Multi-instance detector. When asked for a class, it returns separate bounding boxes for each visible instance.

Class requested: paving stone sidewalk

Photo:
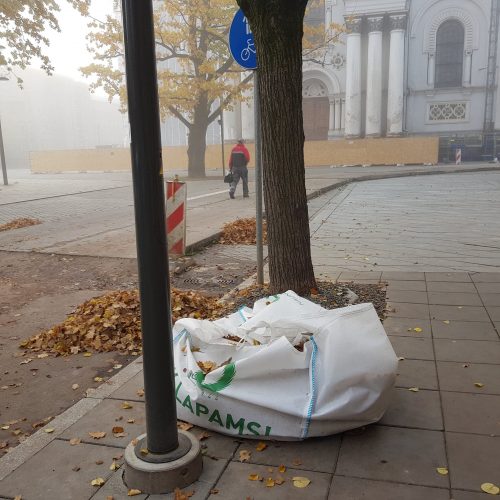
[0,271,499,499]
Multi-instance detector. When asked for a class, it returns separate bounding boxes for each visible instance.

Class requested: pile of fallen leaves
[20,289,230,356]
[219,217,267,245]
[0,217,41,232]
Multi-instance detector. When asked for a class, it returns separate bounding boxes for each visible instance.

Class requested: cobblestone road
[310,171,500,274]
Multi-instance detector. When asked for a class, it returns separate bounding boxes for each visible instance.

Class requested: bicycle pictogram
[240,38,256,62]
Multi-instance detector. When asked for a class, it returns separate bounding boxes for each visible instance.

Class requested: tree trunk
[187,96,209,178]
[238,0,317,295]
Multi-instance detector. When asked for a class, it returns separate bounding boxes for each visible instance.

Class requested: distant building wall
[30,136,439,172]
[0,69,126,169]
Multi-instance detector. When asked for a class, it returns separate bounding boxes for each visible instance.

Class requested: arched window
[435,20,465,88]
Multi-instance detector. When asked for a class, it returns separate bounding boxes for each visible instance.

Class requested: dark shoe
[229,192,235,199]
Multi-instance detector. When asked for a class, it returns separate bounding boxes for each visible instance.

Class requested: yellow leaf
[110,461,120,471]
[436,467,448,475]
[481,483,500,495]
[72,384,79,390]
[278,464,286,473]
[413,327,422,333]
[127,419,135,424]
[239,450,251,462]
[408,387,419,392]
[177,421,193,431]
[128,490,142,497]
[14,496,22,500]
[474,382,484,388]
[121,402,133,409]
[256,441,267,452]
[248,474,261,481]
[91,477,105,487]
[292,476,311,488]
[83,352,92,357]
[275,476,285,485]
[44,428,55,433]
[140,448,149,456]
[89,431,106,439]
[69,438,81,445]
[443,320,450,325]
[265,477,275,487]
[94,377,104,382]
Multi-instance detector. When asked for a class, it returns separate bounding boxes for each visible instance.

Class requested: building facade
[223,0,500,161]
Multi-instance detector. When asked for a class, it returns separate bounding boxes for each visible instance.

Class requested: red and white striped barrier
[455,148,462,165]
[166,179,187,256]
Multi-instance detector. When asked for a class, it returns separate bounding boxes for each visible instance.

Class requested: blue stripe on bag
[238,307,247,323]
[302,336,318,439]
[173,328,188,343]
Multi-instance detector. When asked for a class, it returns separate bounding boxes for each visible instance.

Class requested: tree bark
[187,94,209,178]
[237,0,317,295]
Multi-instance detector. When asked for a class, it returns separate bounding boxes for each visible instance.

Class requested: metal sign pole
[120,0,179,455]
[254,71,264,285]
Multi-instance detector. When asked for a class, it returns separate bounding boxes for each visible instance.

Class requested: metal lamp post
[120,0,202,493]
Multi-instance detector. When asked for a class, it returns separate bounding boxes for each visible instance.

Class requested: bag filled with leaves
[173,290,398,440]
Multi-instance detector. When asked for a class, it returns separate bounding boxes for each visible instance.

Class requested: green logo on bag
[193,363,236,393]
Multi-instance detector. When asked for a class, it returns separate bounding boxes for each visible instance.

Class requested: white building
[223,0,500,161]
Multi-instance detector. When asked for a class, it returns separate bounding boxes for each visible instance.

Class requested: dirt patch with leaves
[0,248,256,457]
[0,217,41,232]
[226,281,387,321]
[220,217,267,245]
[19,289,231,356]
[19,281,386,358]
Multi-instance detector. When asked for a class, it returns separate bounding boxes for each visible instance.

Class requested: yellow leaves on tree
[81,0,251,135]
[0,0,90,85]
[303,0,346,66]
[19,289,230,356]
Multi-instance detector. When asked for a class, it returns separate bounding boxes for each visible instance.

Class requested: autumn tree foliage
[0,0,90,85]
[81,0,251,178]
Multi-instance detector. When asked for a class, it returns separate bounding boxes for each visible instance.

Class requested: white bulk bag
[173,291,398,440]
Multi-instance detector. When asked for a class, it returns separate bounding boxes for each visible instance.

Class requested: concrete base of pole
[123,431,203,494]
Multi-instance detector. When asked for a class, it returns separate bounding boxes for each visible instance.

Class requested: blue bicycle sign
[229,9,257,70]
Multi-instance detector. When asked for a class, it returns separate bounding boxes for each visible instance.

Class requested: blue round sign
[229,9,257,70]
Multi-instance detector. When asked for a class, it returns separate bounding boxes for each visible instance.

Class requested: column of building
[240,72,255,141]
[343,13,407,138]
[365,16,384,136]
[387,14,407,136]
[328,97,344,137]
[344,17,362,137]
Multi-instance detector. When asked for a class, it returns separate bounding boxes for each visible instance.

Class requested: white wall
[406,0,490,134]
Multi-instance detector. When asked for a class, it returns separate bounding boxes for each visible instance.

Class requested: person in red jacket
[228,139,250,199]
